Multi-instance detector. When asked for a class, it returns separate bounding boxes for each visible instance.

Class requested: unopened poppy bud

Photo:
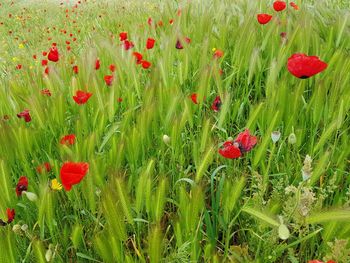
[163,135,170,144]
[271,131,281,143]
[288,133,297,144]
[21,224,28,232]
[23,191,38,202]
[12,224,21,234]
[45,247,53,262]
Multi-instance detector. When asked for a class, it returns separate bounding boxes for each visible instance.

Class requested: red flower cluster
[219,129,257,159]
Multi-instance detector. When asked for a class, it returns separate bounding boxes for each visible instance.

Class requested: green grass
[0,0,349,262]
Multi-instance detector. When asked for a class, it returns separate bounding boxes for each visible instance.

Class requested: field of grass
[0,0,349,262]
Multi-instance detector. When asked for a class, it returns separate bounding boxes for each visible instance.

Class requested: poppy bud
[12,224,22,234]
[271,131,281,143]
[288,133,297,144]
[163,135,170,144]
[22,191,38,202]
[21,224,28,232]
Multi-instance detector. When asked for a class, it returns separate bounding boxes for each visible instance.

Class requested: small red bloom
[44,67,50,75]
[16,176,28,196]
[17,109,31,122]
[73,65,79,74]
[40,89,51,96]
[48,46,59,62]
[60,162,89,191]
[123,40,134,50]
[184,37,191,44]
[42,51,48,56]
[273,1,286,12]
[257,14,273,25]
[211,96,222,112]
[176,39,183,49]
[290,2,299,10]
[73,90,93,105]
[37,162,52,174]
[147,17,152,26]
[117,97,123,103]
[146,38,155,49]
[219,141,241,159]
[104,75,114,86]
[60,134,76,145]
[119,32,128,41]
[95,59,100,70]
[287,53,327,79]
[190,93,198,104]
[141,60,151,69]
[109,64,116,72]
[6,208,15,223]
[132,52,143,64]
[213,50,224,59]
[42,59,48,66]
[234,129,257,153]
[16,64,22,70]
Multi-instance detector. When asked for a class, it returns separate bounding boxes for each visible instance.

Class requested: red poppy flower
[16,64,22,70]
[146,38,156,49]
[48,47,59,62]
[290,2,299,10]
[16,176,28,196]
[37,162,52,174]
[132,52,143,64]
[1,208,15,226]
[41,59,48,66]
[176,39,183,49]
[40,88,51,96]
[44,67,50,75]
[17,109,31,122]
[119,32,128,41]
[73,65,78,74]
[234,129,257,153]
[273,1,286,11]
[42,51,48,56]
[184,37,191,44]
[211,96,222,112]
[109,64,116,72]
[117,97,123,103]
[257,14,273,25]
[73,90,92,105]
[141,60,151,69]
[147,17,152,26]
[95,59,100,70]
[60,162,89,191]
[190,93,198,104]
[104,75,114,86]
[219,141,241,159]
[33,55,37,60]
[60,134,76,145]
[287,53,327,79]
[123,40,134,50]
[213,50,224,59]
[169,19,174,25]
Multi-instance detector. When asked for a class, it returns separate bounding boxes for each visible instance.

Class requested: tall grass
[0,0,349,262]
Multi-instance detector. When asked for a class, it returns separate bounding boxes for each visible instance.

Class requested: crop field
[0,0,349,262]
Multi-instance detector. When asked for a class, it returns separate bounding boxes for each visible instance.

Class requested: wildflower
[219,141,242,159]
[176,39,183,49]
[273,1,286,12]
[16,176,28,196]
[287,53,327,79]
[73,90,93,105]
[302,155,312,181]
[103,75,113,86]
[48,46,59,62]
[109,64,116,72]
[73,65,78,74]
[1,208,15,226]
[190,93,198,104]
[60,162,89,191]
[119,32,128,41]
[17,109,31,122]
[257,14,273,25]
[60,134,76,145]
[132,52,143,64]
[141,60,151,69]
[42,59,48,66]
[290,2,299,10]
[234,129,258,153]
[41,89,52,96]
[271,131,281,143]
[16,64,22,70]
[36,162,52,174]
[146,38,156,49]
[95,59,100,70]
[123,40,134,50]
[213,50,224,59]
[50,179,63,191]
[211,96,222,112]
[18,43,24,49]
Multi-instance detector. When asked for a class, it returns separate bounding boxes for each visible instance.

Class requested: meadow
[0,0,349,262]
